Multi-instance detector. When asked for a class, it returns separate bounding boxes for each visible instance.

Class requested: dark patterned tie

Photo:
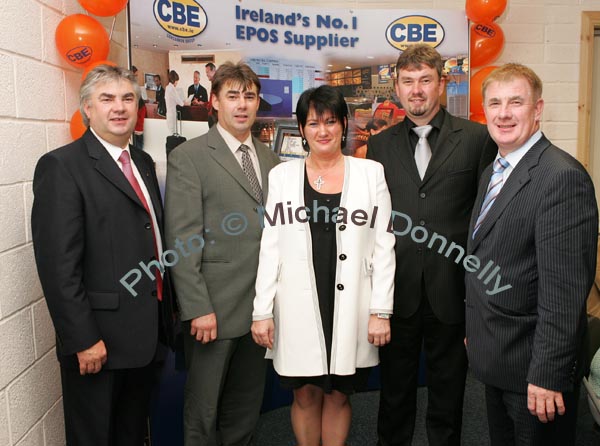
[239,144,263,204]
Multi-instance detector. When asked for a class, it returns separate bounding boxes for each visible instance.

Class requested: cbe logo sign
[385,15,445,51]
[473,23,496,38]
[153,0,207,38]
[66,46,93,65]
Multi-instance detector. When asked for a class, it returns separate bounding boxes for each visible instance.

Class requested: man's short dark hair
[210,61,261,98]
[395,44,443,80]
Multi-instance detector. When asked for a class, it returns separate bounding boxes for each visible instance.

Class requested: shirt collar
[90,127,131,164]
[405,107,445,132]
[499,130,542,169]
[216,123,255,153]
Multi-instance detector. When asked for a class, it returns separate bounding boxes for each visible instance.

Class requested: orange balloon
[470,113,487,124]
[470,66,498,115]
[470,23,505,68]
[55,14,110,69]
[81,60,117,81]
[70,110,87,140]
[466,0,507,24]
[78,0,128,17]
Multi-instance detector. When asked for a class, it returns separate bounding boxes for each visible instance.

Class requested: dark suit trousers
[485,384,580,446]
[183,331,267,446]
[378,294,468,446]
[60,362,157,446]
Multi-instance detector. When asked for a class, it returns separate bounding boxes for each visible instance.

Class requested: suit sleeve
[164,148,212,321]
[252,168,282,320]
[31,154,101,355]
[527,166,598,391]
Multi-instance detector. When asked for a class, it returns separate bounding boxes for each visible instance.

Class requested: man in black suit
[154,74,166,116]
[31,65,175,446]
[367,44,497,446]
[465,63,598,446]
[188,69,208,104]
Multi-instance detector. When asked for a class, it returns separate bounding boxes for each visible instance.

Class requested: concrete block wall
[0,0,126,444]
[0,0,596,444]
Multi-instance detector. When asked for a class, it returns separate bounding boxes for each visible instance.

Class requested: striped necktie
[473,157,510,238]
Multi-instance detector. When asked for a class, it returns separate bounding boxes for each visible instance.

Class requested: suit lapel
[392,122,422,187]
[468,164,493,252]
[85,131,147,211]
[471,135,550,251]
[421,112,461,186]
[131,147,163,226]
[254,136,273,201]
[207,127,263,204]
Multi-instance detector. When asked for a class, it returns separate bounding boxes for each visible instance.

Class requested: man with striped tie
[465,63,598,446]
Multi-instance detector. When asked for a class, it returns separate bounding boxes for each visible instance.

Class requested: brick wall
[0,1,126,444]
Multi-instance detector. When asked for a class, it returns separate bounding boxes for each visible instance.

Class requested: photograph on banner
[129,0,468,169]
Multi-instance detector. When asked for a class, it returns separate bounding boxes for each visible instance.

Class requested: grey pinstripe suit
[465,134,598,442]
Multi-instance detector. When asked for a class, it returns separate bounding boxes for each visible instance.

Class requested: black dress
[278,170,370,395]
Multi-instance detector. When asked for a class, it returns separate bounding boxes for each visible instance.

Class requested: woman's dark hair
[295,85,348,151]
[168,70,179,84]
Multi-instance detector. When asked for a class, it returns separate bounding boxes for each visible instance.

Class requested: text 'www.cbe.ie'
[120,201,512,298]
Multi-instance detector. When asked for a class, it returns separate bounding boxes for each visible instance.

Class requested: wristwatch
[376,313,392,319]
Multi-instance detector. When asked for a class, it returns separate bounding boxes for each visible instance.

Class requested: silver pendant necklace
[314,175,325,190]
[309,155,343,191]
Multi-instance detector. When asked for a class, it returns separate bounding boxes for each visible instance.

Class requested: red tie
[118,150,163,300]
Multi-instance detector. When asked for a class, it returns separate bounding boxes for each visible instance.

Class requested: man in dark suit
[154,74,166,116]
[367,44,497,446]
[165,61,280,445]
[465,63,598,446]
[31,65,175,445]
[187,69,208,104]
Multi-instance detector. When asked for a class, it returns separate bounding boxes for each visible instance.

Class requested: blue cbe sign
[153,0,207,38]
[386,15,445,51]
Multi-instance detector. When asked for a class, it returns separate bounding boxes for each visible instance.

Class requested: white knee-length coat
[252,156,396,376]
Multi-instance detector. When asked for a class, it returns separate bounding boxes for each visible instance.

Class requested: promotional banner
[131,0,469,145]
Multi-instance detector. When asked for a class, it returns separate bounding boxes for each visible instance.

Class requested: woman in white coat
[252,85,396,446]
[165,70,185,134]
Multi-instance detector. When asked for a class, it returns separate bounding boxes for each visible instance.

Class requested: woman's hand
[368,315,391,347]
[251,318,275,349]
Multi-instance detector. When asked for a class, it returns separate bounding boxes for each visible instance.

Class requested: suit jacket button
[419,220,425,226]
[145,222,152,230]
[420,192,426,199]
[339,254,347,261]
[339,225,347,231]
[337,284,344,290]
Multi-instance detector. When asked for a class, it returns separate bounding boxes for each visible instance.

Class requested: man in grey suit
[165,61,280,445]
[465,63,598,446]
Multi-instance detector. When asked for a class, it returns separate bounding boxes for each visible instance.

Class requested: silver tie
[239,144,263,204]
[412,125,433,180]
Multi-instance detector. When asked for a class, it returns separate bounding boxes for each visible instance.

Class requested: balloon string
[109,16,116,41]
